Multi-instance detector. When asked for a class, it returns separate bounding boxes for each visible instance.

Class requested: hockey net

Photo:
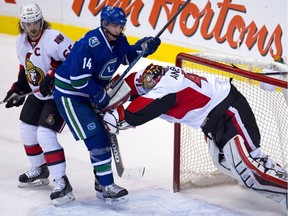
[173,52,288,192]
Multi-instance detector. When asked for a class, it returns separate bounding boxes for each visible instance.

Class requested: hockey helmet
[101,6,127,26]
[141,63,165,90]
[20,3,43,30]
[20,3,43,23]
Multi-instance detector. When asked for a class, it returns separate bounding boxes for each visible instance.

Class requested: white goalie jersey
[126,66,231,129]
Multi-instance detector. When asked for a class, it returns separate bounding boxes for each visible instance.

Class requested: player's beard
[28,29,41,41]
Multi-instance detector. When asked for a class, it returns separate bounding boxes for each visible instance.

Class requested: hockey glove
[103,105,133,134]
[40,69,55,97]
[136,37,161,57]
[90,87,110,111]
[3,82,27,108]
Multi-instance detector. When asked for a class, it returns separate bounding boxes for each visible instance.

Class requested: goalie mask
[141,63,165,90]
[20,3,43,30]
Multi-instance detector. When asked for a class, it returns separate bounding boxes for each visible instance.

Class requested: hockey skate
[255,154,288,180]
[261,156,288,214]
[94,176,104,199]
[250,148,288,180]
[50,175,75,206]
[18,164,50,188]
[101,183,129,205]
[93,169,102,191]
[93,169,104,199]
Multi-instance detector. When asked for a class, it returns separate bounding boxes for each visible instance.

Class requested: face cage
[142,74,158,90]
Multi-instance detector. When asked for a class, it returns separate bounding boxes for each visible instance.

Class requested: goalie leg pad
[207,135,236,180]
[223,135,288,213]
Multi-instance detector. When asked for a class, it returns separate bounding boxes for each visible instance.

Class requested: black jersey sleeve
[16,67,32,93]
[124,93,176,126]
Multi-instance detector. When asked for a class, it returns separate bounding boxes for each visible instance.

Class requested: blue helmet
[100,6,127,26]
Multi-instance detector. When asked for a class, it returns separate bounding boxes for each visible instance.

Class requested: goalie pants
[201,83,260,152]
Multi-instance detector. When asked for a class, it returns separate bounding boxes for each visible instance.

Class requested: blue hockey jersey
[54,27,140,101]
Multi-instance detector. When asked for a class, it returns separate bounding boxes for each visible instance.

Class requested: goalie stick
[108,132,145,179]
[96,78,144,179]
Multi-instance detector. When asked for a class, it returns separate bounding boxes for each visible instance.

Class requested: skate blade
[18,178,50,188]
[52,192,75,206]
[96,191,104,199]
[105,196,129,206]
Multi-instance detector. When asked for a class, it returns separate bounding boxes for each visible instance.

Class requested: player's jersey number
[83,57,92,70]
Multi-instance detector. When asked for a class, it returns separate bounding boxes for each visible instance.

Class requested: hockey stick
[106,0,191,179]
[111,0,192,89]
[105,1,191,179]
[108,132,145,179]
[261,72,288,76]
[99,81,144,178]
[231,64,288,76]
[0,89,39,105]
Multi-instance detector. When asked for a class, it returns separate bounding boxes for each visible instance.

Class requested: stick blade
[120,167,145,179]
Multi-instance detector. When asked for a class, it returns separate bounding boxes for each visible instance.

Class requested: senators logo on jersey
[46,114,55,125]
[25,60,45,86]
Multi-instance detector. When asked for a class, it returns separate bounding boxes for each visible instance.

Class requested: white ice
[0,34,284,216]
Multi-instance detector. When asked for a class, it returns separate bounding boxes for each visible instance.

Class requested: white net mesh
[175,52,288,188]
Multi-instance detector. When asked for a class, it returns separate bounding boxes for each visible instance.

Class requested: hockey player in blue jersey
[40,5,160,204]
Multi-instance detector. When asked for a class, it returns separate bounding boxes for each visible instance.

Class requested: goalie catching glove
[103,105,133,134]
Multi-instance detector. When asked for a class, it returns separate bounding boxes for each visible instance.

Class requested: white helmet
[20,3,43,23]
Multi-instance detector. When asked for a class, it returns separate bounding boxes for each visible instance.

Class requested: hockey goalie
[103,63,288,214]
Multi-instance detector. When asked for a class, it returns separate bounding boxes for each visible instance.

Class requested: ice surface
[0,34,284,216]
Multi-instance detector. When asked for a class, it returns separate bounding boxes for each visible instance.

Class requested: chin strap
[102,26,120,40]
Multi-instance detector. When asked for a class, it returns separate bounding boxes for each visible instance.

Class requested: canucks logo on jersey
[89,36,100,48]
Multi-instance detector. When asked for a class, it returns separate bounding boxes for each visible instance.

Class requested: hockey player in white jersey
[104,63,288,213]
[2,3,74,205]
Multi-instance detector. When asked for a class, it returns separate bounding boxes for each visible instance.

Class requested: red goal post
[173,52,288,192]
